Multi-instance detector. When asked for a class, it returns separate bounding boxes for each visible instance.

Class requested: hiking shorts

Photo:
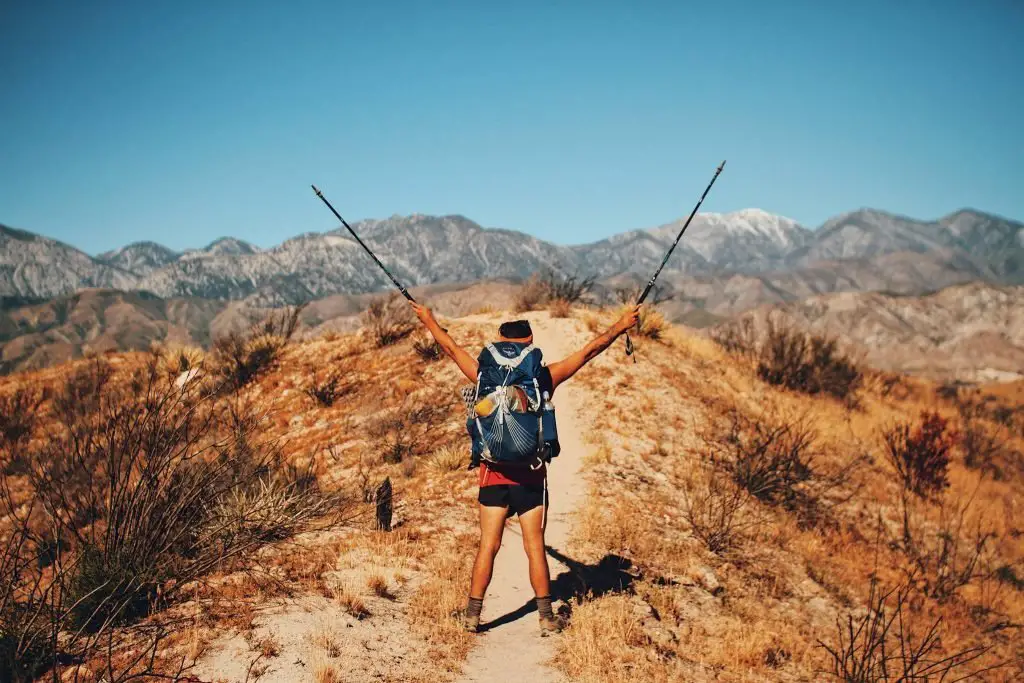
[478,483,545,516]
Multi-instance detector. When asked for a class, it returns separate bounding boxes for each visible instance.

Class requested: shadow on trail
[478,547,640,633]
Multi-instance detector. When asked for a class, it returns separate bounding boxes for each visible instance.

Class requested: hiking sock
[467,597,483,620]
[536,595,554,621]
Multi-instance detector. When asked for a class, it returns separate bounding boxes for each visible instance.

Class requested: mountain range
[1,206,1022,376]
[3,207,1021,305]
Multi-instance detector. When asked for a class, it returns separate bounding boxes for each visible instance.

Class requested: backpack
[465,341,560,469]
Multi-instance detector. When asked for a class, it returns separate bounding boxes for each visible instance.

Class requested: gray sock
[467,597,483,619]
[536,595,554,620]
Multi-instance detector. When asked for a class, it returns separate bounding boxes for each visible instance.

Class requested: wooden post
[375,477,392,532]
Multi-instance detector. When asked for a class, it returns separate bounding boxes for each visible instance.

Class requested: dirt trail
[456,315,589,683]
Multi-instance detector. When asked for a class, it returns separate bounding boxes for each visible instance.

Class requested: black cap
[499,320,533,339]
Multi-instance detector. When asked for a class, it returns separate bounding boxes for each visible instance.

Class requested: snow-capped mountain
[644,208,811,272]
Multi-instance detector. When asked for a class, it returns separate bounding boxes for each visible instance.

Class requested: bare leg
[517,505,550,597]
[469,503,509,599]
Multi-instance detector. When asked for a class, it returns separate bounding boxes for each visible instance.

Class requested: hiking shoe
[539,613,566,636]
[452,607,480,633]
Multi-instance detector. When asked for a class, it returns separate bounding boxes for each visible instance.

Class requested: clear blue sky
[1,1,1021,255]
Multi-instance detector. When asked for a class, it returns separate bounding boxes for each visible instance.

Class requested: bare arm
[410,301,479,382]
[547,304,641,390]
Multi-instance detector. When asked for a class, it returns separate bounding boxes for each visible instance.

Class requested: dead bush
[707,407,818,507]
[882,410,957,501]
[305,371,351,407]
[514,269,595,313]
[211,304,306,392]
[549,298,573,318]
[957,402,1011,479]
[1,354,352,680]
[682,461,756,553]
[541,269,594,304]
[818,578,996,681]
[900,489,997,603]
[613,284,674,307]
[513,274,549,313]
[0,386,45,475]
[633,305,668,340]
[362,293,415,347]
[411,332,443,361]
[757,318,862,404]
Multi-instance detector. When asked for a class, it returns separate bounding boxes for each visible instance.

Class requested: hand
[614,304,642,334]
[409,301,435,326]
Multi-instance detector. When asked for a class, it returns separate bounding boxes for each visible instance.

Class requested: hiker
[410,301,642,635]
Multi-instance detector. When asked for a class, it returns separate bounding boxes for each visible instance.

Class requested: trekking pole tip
[311,184,322,197]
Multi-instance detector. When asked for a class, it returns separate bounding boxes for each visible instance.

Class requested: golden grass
[407,546,475,665]
[367,573,394,599]
[312,658,341,683]
[549,298,573,318]
[553,311,1023,682]
[429,444,466,472]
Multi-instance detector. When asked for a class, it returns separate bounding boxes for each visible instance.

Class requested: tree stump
[375,477,393,532]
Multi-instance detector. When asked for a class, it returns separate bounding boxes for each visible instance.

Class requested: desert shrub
[632,305,668,340]
[541,269,594,304]
[31,358,345,631]
[306,371,350,407]
[613,284,674,307]
[708,408,818,507]
[682,461,756,553]
[362,293,415,347]
[818,579,994,681]
[153,342,205,378]
[713,316,862,404]
[514,269,595,313]
[882,410,957,501]
[429,444,465,472]
[0,353,351,680]
[211,304,305,392]
[0,386,45,475]
[412,332,443,361]
[900,491,996,602]
[757,318,862,403]
[711,317,759,358]
[0,387,44,449]
[549,298,573,318]
[513,274,549,313]
[0,503,56,682]
[956,402,1012,479]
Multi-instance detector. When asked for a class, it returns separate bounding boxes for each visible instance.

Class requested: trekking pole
[625,160,726,361]
[311,184,416,302]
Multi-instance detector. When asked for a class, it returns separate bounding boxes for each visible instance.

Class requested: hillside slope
[711,282,1024,382]
[0,305,1020,681]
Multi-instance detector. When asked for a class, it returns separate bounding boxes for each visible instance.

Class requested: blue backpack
[465,341,560,469]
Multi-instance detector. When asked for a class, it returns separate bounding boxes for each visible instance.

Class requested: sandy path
[456,316,587,683]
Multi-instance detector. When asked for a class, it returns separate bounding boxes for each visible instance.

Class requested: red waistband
[479,460,547,487]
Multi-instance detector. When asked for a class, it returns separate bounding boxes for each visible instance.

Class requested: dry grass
[312,659,341,683]
[549,298,573,318]
[553,311,1021,682]
[407,546,476,664]
[367,573,395,599]
[332,582,371,620]
[429,444,466,472]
